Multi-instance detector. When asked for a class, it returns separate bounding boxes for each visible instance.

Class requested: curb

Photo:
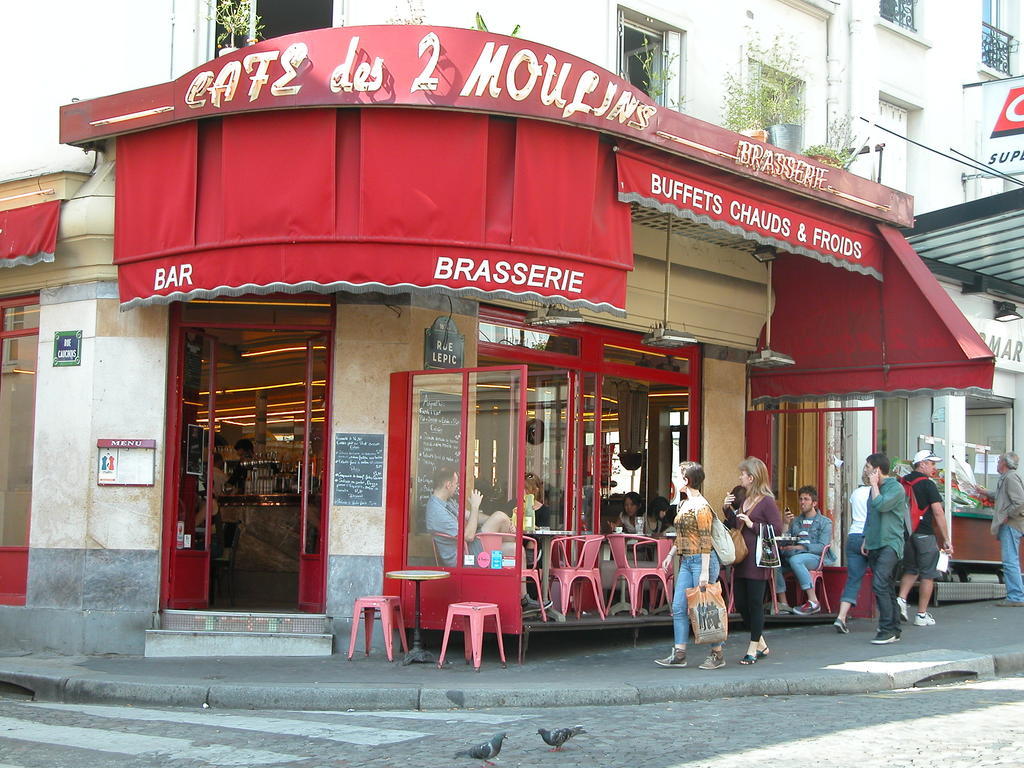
[0,649,1009,711]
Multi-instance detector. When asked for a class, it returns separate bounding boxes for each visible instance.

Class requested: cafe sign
[60,26,911,226]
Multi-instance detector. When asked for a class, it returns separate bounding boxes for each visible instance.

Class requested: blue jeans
[840,533,869,605]
[998,524,1024,603]
[671,552,721,646]
[773,551,820,594]
[868,546,900,635]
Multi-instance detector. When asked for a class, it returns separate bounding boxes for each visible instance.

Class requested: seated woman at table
[525,472,552,528]
[646,496,676,535]
[619,492,647,533]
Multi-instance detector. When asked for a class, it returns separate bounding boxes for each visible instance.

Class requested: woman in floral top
[654,461,725,670]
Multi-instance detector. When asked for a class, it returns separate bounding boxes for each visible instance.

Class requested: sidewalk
[2,600,1022,712]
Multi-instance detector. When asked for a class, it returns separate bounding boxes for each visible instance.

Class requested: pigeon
[538,725,587,751]
[454,731,507,764]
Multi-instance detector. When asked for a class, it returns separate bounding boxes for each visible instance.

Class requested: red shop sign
[616,152,884,279]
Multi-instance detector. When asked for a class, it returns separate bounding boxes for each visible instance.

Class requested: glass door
[167,331,218,609]
[298,334,329,611]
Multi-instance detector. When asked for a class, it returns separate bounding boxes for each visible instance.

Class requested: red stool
[347,595,408,662]
[437,602,506,671]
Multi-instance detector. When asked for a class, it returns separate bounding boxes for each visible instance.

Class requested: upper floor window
[211,0,333,53]
[879,0,916,31]
[617,9,683,108]
[982,0,1015,74]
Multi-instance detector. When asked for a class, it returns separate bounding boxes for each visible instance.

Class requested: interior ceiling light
[747,245,795,369]
[994,300,1022,322]
[525,305,584,327]
[642,214,697,349]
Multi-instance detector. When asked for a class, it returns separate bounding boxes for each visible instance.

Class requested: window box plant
[722,33,806,151]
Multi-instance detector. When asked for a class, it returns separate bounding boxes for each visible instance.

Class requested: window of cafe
[0,296,39,605]
[475,308,698,537]
[163,296,332,611]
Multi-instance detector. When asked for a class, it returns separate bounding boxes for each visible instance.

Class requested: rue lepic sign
[53,330,82,367]
[424,317,464,369]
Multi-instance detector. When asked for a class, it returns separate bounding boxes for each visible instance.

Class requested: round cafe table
[385,569,451,665]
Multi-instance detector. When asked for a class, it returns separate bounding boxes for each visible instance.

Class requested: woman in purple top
[724,456,784,665]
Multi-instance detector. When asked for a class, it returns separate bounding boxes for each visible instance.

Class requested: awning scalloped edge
[119,280,628,317]
[0,251,54,269]
[620,192,884,282]
[753,385,993,404]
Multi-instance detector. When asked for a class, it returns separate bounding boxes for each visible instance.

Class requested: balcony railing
[879,0,915,32]
[982,22,1014,75]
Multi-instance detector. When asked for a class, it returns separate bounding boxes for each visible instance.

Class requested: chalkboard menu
[333,433,385,507]
[414,390,463,524]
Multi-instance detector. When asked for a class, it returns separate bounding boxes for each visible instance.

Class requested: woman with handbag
[654,461,726,671]
[723,456,784,665]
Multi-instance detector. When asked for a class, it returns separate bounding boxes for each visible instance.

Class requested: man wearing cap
[897,450,953,626]
[984,452,1024,607]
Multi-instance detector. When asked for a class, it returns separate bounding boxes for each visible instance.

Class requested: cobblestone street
[1,673,1022,767]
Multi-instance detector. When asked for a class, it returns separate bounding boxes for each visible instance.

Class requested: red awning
[0,201,60,268]
[113,109,633,314]
[749,224,995,401]
[616,149,885,280]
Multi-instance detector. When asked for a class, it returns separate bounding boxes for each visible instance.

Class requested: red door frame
[384,366,528,635]
[0,294,41,606]
[478,307,701,531]
[159,299,335,611]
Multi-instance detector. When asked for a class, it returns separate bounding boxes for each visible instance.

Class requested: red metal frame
[478,307,701,532]
[0,294,40,606]
[160,297,335,612]
[384,366,527,635]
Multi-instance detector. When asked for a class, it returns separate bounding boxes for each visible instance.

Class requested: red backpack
[898,475,930,530]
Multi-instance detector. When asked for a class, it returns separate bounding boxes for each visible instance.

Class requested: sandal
[756,647,770,659]
[739,654,758,665]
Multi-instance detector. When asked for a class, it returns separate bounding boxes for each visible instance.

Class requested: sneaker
[654,649,687,668]
[775,602,793,615]
[896,596,908,622]
[914,612,936,626]
[698,650,725,670]
[793,601,821,616]
[871,630,901,644]
[833,618,849,634]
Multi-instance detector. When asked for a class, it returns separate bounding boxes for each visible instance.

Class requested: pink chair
[347,595,408,662]
[548,535,606,620]
[476,532,547,621]
[431,532,458,567]
[605,534,673,617]
[806,543,833,612]
[437,601,506,671]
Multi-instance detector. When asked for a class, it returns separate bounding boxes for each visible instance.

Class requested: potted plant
[803,116,858,168]
[722,33,806,150]
[207,0,263,55]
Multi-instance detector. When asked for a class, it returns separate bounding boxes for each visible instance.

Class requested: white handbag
[710,514,736,566]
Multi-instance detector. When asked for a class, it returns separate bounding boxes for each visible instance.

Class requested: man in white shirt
[833,467,871,634]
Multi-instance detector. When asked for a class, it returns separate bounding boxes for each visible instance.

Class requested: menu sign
[333,433,385,507]
[616,153,884,279]
[414,390,462,529]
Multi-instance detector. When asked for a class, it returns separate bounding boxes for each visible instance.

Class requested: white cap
[912,449,941,465]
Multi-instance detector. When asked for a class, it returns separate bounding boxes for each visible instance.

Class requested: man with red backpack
[897,450,953,626]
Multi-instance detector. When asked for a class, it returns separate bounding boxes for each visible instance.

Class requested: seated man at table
[426,467,484,567]
[773,485,836,615]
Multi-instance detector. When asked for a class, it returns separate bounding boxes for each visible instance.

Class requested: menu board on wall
[332,433,385,507]
[414,390,462,528]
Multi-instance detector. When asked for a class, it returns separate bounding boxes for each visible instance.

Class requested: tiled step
[144,629,333,657]
[158,610,331,634]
